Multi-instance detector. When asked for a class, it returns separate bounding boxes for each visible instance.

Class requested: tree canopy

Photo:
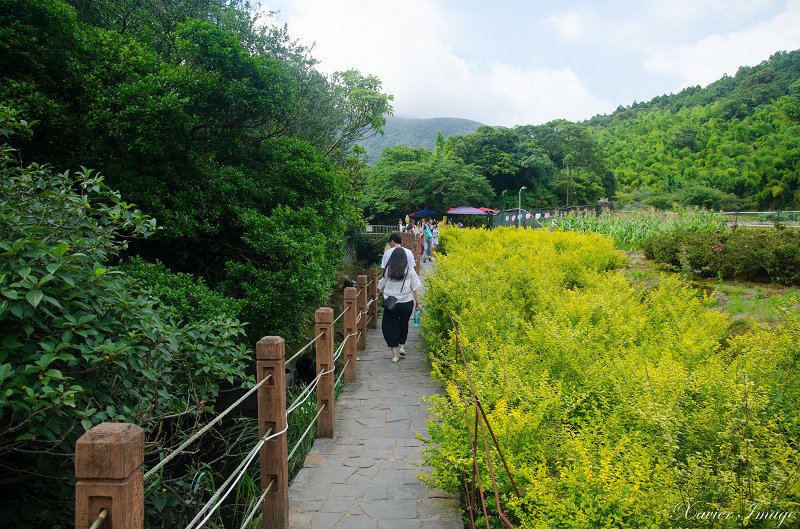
[0,0,392,525]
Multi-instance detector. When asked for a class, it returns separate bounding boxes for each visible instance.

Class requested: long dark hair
[385,247,408,280]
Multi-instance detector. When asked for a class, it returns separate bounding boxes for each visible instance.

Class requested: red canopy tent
[446,206,488,215]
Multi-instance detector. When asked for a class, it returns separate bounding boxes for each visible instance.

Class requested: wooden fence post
[412,234,420,274]
[368,268,378,329]
[75,422,144,529]
[315,308,335,438]
[357,275,367,351]
[256,337,288,529]
[343,287,357,383]
[401,232,420,274]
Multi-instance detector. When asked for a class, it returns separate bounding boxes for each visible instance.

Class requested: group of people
[397,217,439,263]
[378,216,451,363]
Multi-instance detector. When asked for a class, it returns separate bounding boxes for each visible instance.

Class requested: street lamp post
[518,186,527,227]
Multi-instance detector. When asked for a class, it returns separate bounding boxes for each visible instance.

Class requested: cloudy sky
[261,0,800,127]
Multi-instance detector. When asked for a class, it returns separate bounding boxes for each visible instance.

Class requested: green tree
[0,108,251,527]
[362,145,494,221]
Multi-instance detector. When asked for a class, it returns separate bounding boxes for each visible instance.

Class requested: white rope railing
[333,333,353,362]
[237,478,275,529]
[184,424,286,529]
[144,373,273,480]
[332,305,349,325]
[288,403,326,461]
[287,363,336,416]
[88,509,108,529]
[366,297,376,309]
[286,330,324,366]
[335,357,351,387]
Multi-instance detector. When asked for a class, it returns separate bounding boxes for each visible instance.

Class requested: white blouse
[378,268,421,304]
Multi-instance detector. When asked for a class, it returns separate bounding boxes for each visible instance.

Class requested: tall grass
[546,208,725,249]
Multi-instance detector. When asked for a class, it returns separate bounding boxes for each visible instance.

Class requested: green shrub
[350,230,388,267]
[421,226,799,527]
[547,208,726,250]
[122,257,243,324]
[644,226,800,284]
[0,109,251,527]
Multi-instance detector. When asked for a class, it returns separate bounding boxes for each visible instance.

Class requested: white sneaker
[392,357,399,363]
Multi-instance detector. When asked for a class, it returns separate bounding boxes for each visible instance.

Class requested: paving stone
[309,512,345,529]
[332,514,377,529]
[363,437,398,449]
[417,498,462,520]
[288,481,333,500]
[386,409,411,422]
[327,483,367,499]
[387,484,429,499]
[395,469,423,485]
[363,485,390,500]
[312,465,358,484]
[377,519,422,529]
[360,499,420,519]
[421,519,465,529]
[338,443,365,457]
[343,456,379,469]
[321,496,358,513]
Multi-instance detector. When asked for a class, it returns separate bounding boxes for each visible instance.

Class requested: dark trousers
[381,300,414,347]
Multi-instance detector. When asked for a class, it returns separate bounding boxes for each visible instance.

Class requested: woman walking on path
[378,247,421,363]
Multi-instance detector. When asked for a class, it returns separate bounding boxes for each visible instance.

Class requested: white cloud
[479,65,611,126]
[644,1,800,87]
[647,0,780,25]
[263,0,612,126]
[263,1,798,125]
[544,9,594,42]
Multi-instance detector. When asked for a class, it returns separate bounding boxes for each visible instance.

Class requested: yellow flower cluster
[421,227,799,528]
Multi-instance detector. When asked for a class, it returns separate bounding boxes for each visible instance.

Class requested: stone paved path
[288,260,462,529]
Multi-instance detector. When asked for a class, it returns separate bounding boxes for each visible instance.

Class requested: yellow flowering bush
[422,227,800,528]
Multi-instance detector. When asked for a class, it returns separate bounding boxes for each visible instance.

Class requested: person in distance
[381,232,415,271]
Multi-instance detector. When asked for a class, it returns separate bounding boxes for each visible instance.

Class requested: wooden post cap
[315,307,333,323]
[75,423,144,479]
[256,336,285,361]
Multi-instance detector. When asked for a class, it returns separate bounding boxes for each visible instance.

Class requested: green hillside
[358,115,484,162]
[587,50,800,210]
[363,49,800,213]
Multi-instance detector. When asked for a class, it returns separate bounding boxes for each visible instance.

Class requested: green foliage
[0,110,251,527]
[222,204,343,344]
[1,0,393,350]
[643,226,800,285]
[362,145,495,221]
[122,258,243,324]
[547,208,726,250]
[350,232,388,267]
[357,115,484,163]
[421,227,800,528]
[590,50,800,210]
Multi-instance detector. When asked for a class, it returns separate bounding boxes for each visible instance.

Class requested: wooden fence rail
[73,259,400,529]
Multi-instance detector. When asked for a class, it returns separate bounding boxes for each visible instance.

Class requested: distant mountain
[358,115,484,163]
